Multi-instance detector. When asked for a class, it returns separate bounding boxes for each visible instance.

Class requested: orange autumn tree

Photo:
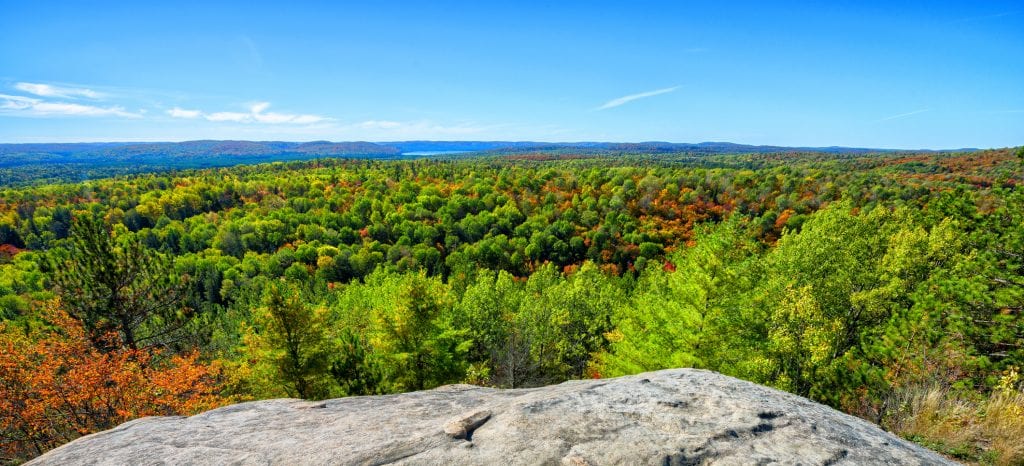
[0,301,227,462]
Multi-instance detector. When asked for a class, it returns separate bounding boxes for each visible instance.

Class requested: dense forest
[0,140,897,187]
[1,148,1022,464]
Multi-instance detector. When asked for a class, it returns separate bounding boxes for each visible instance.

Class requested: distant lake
[401,150,472,156]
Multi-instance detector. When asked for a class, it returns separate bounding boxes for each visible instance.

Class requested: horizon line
[0,138,998,152]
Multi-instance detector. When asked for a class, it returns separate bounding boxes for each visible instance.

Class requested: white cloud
[0,93,140,118]
[0,94,37,110]
[206,111,251,122]
[14,82,103,99]
[597,86,679,110]
[250,102,271,114]
[167,107,202,118]
[167,101,328,124]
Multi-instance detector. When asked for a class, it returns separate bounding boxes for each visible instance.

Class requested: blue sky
[1,1,1021,149]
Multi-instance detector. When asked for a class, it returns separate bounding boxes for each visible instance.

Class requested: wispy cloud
[238,35,264,70]
[596,86,679,110]
[167,102,328,124]
[874,109,930,122]
[167,107,202,119]
[0,93,140,118]
[14,82,103,99]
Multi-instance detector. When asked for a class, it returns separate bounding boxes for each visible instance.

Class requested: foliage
[51,215,189,351]
[241,281,334,399]
[0,302,226,463]
[357,270,471,392]
[0,147,1021,461]
[597,216,755,377]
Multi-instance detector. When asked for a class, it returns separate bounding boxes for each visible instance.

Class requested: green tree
[329,328,384,396]
[523,262,622,380]
[53,215,188,351]
[757,204,904,400]
[365,271,472,391]
[451,269,554,387]
[597,217,754,377]
[247,281,332,399]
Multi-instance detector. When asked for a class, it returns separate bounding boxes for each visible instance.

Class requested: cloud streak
[0,94,140,118]
[168,107,202,119]
[874,109,930,122]
[167,102,328,124]
[597,86,679,110]
[14,82,103,99]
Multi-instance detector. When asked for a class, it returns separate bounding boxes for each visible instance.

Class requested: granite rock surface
[28,368,955,465]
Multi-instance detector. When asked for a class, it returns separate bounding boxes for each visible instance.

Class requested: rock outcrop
[29,369,953,465]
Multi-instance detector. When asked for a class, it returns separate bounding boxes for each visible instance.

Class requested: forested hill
[381,140,913,154]
[0,140,401,166]
[0,140,963,187]
[0,140,396,186]
[1,139,945,163]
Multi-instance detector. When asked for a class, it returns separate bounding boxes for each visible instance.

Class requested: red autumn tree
[0,301,227,462]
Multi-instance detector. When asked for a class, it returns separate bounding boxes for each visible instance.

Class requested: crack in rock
[665,418,793,465]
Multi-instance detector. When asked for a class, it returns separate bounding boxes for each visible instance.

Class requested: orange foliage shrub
[0,302,227,461]
[774,209,795,230]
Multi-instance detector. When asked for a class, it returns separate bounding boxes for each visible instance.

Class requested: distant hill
[1,139,967,166]
[0,140,400,167]
[0,140,404,186]
[0,139,975,187]
[382,140,957,155]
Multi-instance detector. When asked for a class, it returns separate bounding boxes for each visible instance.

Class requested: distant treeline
[0,139,936,187]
